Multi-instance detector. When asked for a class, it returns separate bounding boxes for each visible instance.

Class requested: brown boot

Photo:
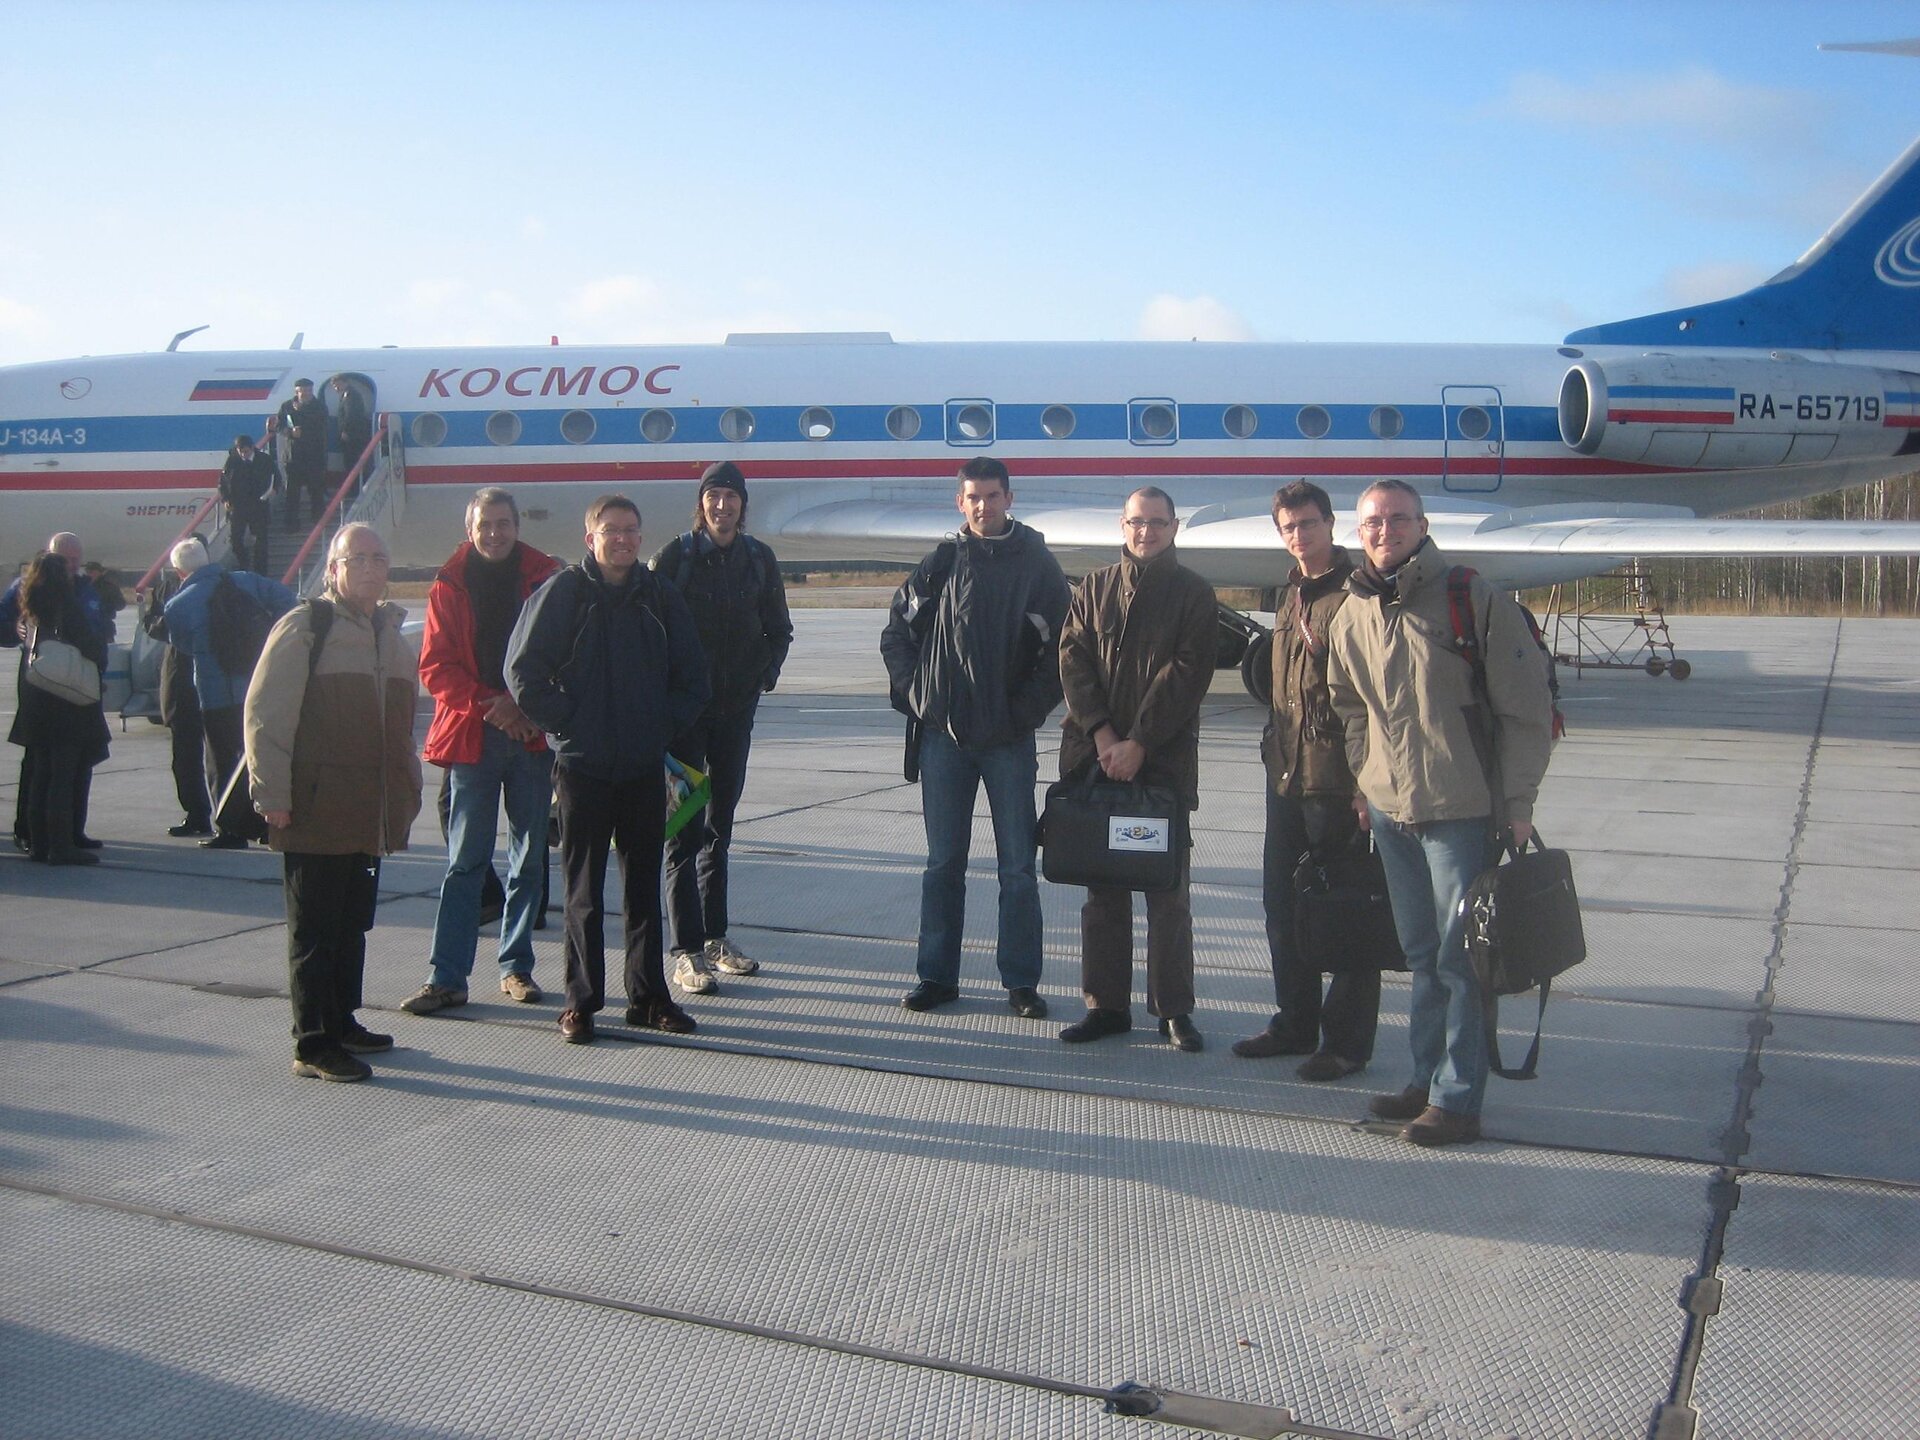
[1367,1085,1429,1121]
[1403,1105,1482,1147]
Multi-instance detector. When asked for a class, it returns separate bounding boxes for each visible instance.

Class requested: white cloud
[0,296,48,340]
[565,275,664,322]
[1136,294,1255,342]
[406,278,467,311]
[520,216,547,242]
[1495,66,1813,154]
[1661,260,1773,308]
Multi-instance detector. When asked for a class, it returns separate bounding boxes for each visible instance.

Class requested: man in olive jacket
[1326,479,1553,1146]
[1056,486,1217,1052]
[1234,481,1379,1079]
[246,524,424,1083]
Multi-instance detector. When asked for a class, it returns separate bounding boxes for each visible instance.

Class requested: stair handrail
[279,415,398,595]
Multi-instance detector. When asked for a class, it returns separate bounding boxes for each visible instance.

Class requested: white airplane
[7,133,1920,592]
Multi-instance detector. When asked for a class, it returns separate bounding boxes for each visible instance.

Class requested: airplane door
[1441,386,1504,492]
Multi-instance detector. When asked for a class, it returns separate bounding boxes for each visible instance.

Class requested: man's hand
[1508,818,1533,849]
[1353,794,1370,832]
[262,809,292,829]
[483,692,536,741]
[1100,738,1147,782]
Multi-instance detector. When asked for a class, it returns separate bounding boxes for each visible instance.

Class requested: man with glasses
[402,487,559,1018]
[1056,487,1218,1052]
[507,495,709,1046]
[1234,481,1379,1080]
[1325,480,1554,1145]
[246,524,424,1083]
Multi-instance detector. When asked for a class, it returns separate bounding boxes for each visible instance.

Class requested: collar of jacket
[1288,546,1354,603]
[1352,535,1437,600]
[581,553,644,596]
[439,539,541,590]
[1118,540,1179,588]
[957,519,1026,555]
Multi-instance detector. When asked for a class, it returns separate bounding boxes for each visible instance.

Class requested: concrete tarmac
[1,612,1915,1438]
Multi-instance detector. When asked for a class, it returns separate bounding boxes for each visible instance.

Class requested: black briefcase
[1461,832,1585,1079]
[1292,831,1407,974]
[1040,769,1186,893]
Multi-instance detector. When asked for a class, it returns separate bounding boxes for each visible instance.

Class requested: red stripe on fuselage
[1606,408,1736,425]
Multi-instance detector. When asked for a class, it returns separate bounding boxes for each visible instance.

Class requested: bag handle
[1484,982,1551,1081]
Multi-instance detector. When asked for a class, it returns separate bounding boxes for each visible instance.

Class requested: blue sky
[3,0,1917,364]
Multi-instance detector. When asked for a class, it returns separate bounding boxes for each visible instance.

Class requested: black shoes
[1231,1017,1316,1059]
[1059,1009,1131,1043]
[1159,1014,1204,1052]
[168,821,214,838]
[340,1024,393,1054]
[74,836,103,850]
[1007,986,1048,1019]
[1297,1051,1362,1082]
[1368,1086,1430,1121]
[292,1049,371,1083]
[625,998,697,1034]
[901,981,961,1012]
[46,849,100,867]
[200,834,249,851]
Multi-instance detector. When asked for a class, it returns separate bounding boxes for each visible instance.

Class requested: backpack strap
[304,597,334,675]
[1446,565,1483,677]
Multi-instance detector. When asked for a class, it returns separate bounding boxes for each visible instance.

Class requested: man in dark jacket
[402,487,560,1017]
[649,461,793,994]
[507,494,710,1046]
[219,433,277,572]
[879,458,1070,1019]
[332,377,372,497]
[140,556,212,837]
[163,539,296,850]
[273,378,328,531]
[1056,487,1217,1052]
[1232,481,1379,1078]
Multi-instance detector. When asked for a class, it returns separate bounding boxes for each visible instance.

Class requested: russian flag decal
[190,378,279,402]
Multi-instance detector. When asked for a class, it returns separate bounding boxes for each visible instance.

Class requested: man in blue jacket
[162,538,296,850]
[507,494,710,1046]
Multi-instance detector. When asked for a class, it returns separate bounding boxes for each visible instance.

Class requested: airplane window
[1222,405,1257,439]
[1042,405,1077,439]
[1457,406,1492,441]
[953,404,994,442]
[485,411,522,446]
[886,405,922,441]
[560,409,596,445]
[1138,403,1176,440]
[1369,405,1404,440]
[719,407,755,442]
[799,407,834,440]
[411,413,447,448]
[1296,405,1331,439]
[641,408,675,443]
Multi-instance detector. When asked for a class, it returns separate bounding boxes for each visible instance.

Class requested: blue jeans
[1368,806,1493,1116]
[916,727,1043,990]
[427,727,554,989]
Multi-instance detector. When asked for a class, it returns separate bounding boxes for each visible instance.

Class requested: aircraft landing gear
[1542,562,1689,680]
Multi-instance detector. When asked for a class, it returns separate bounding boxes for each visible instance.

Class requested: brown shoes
[1403,1105,1482,1147]
[1367,1085,1430,1121]
[625,998,697,1035]
[559,1009,594,1045]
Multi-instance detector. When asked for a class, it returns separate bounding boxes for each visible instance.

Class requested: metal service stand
[1540,561,1691,679]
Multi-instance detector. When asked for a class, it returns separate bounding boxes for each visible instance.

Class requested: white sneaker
[672,949,716,994]
[705,936,759,975]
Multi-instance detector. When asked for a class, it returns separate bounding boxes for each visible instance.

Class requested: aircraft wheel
[1669,659,1692,680]
[1645,658,1666,676]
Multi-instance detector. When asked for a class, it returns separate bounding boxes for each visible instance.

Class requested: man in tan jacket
[1057,487,1218,1052]
[1326,480,1553,1145]
[246,523,425,1083]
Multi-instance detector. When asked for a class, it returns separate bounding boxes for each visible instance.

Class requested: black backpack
[207,575,275,679]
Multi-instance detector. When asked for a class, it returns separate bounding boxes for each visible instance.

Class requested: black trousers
[1263,788,1381,1063]
[21,741,85,859]
[163,653,210,826]
[284,456,326,529]
[284,851,379,1059]
[226,500,270,573]
[556,763,667,1015]
[202,705,248,839]
[664,702,757,952]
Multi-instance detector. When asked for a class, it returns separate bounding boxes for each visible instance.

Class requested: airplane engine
[1558,356,1920,469]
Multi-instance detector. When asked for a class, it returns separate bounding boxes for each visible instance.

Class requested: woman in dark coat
[9,553,111,864]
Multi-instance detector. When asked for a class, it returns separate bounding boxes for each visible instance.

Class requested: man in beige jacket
[246,523,424,1082]
[1326,480,1553,1145]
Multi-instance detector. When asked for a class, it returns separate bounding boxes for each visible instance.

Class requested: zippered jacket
[420,540,560,766]
[1264,547,1358,800]
[649,530,793,718]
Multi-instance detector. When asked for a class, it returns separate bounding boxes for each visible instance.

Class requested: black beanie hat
[699,461,747,501]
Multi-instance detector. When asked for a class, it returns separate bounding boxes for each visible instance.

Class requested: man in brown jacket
[1233,481,1379,1078]
[246,523,425,1082]
[1057,487,1218,1052]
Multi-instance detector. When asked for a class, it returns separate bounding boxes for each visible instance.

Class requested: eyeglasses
[337,553,390,569]
[593,526,643,541]
[1276,516,1326,537]
[1123,517,1173,532]
[1357,514,1421,533]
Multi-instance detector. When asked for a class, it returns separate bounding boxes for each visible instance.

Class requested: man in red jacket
[402,487,560,1014]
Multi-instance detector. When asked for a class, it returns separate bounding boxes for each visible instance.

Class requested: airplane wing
[773,495,1920,590]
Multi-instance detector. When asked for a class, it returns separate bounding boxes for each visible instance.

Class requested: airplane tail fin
[1567,136,1920,351]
